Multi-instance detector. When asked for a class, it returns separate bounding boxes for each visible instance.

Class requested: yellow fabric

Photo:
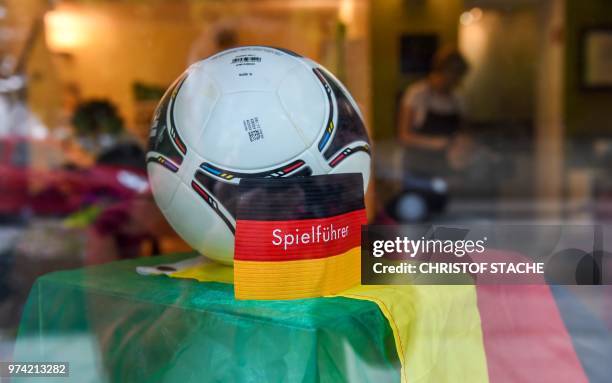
[234,247,360,300]
[169,260,489,383]
[171,259,234,283]
[340,284,489,383]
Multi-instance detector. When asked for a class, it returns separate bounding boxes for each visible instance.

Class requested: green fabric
[15,253,400,383]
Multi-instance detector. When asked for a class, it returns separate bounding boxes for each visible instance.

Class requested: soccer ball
[147,46,371,264]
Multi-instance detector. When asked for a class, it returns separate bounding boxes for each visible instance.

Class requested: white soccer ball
[147,46,371,264]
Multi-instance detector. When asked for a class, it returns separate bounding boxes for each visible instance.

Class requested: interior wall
[30,1,348,135]
[48,3,202,134]
[459,8,537,122]
[564,0,612,138]
[534,0,565,212]
[369,0,463,140]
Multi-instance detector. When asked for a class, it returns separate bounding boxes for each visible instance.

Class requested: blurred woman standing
[397,47,470,176]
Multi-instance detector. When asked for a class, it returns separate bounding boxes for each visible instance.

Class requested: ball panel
[147,162,181,210]
[327,150,371,193]
[163,182,235,264]
[174,68,220,146]
[193,170,241,218]
[277,65,327,147]
[148,77,187,165]
[314,68,369,161]
[196,91,307,170]
[318,65,365,121]
[298,147,329,176]
[202,46,300,93]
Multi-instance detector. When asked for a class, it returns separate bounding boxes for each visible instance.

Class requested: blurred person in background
[390,46,503,221]
[67,99,184,263]
[398,46,501,196]
[71,99,145,169]
[55,84,94,168]
[397,46,472,176]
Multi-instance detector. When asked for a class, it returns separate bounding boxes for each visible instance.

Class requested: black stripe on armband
[237,173,365,221]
